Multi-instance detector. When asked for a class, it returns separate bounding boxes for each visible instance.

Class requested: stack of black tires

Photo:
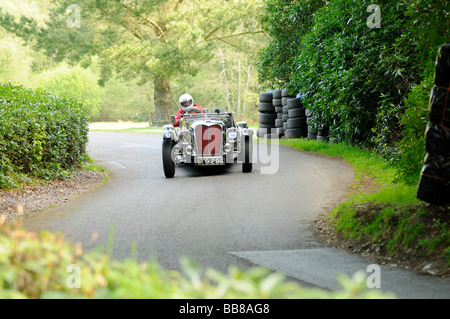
[285,95,307,138]
[305,109,329,142]
[416,44,450,205]
[257,88,329,141]
[305,109,316,140]
[257,91,276,138]
[272,89,284,137]
[281,90,294,137]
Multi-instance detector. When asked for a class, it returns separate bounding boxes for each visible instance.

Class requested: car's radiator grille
[195,125,222,156]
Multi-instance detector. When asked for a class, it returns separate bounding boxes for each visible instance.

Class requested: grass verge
[280,138,449,275]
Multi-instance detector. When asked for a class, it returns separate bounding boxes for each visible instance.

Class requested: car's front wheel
[162,138,175,178]
[242,136,252,173]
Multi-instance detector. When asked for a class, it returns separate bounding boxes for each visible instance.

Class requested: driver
[173,93,204,127]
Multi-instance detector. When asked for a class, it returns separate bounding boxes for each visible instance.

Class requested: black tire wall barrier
[257,90,329,141]
[417,43,450,205]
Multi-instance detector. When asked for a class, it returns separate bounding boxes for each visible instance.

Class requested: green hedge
[0,83,88,189]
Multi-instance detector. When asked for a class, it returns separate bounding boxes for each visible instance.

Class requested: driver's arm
[185,106,202,113]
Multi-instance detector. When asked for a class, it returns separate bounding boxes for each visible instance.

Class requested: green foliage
[289,0,409,145]
[35,64,103,119]
[0,83,88,189]
[0,0,267,122]
[0,34,33,85]
[394,76,433,183]
[0,223,394,298]
[329,198,448,262]
[258,0,449,181]
[258,0,327,88]
[96,77,153,122]
[280,138,448,261]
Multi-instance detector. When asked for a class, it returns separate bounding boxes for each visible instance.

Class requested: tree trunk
[153,77,173,125]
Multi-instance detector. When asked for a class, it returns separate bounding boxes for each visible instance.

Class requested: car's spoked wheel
[242,136,252,173]
[162,138,175,178]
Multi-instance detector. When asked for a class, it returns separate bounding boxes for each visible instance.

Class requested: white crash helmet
[179,94,194,110]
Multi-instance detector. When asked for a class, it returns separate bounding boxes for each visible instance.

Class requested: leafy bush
[0,223,394,299]
[287,0,410,146]
[0,82,88,189]
[394,76,433,184]
[35,64,103,120]
[258,0,449,182]
[257,0,327,88]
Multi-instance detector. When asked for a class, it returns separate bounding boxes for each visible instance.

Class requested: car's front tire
[242,136,252,173]
[162,138,175,178]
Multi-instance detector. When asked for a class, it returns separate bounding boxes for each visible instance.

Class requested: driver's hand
[185,106,201,113]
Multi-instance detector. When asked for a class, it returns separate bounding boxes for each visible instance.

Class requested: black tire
[318,126,329,136]
[284,130,292,138]
[308,126,318,134]
[275,119,284,127]
[282,114,289,122]
[308,133,317,140]
[287,98,303,109]
[257,127,277,138]
[258,102,275,113]
[242,136,252,173]
[281,97,292,106]
[272,98,282,106]
[259,92,273,103]
[162,138,175,178]
[288,108,306,118]
[259,112,277,124]
[276,127,284,136]
[273,89,282,99]
[287,117,307,129]
[282,106,289,114]
[275,106,283,113]
[286,128,307,138]
[259,123,276,130]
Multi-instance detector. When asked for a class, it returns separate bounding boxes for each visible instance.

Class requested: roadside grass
[279,138,449,267]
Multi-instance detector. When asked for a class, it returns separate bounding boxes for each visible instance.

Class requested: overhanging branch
[119,1,165,38]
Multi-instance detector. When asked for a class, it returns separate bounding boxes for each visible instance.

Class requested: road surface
[22,132,450,298]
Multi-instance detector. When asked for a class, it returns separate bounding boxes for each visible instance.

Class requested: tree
[0,0,265,123]
[257,0,327,89]
[35,63,103,119]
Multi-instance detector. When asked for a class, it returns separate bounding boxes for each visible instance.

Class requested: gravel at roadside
[0,170,107,223]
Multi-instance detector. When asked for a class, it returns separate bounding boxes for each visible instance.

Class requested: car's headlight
[226,127,239,143]
[178,130,192,145]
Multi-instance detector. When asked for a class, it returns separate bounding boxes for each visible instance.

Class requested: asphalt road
[22,132,450,298]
